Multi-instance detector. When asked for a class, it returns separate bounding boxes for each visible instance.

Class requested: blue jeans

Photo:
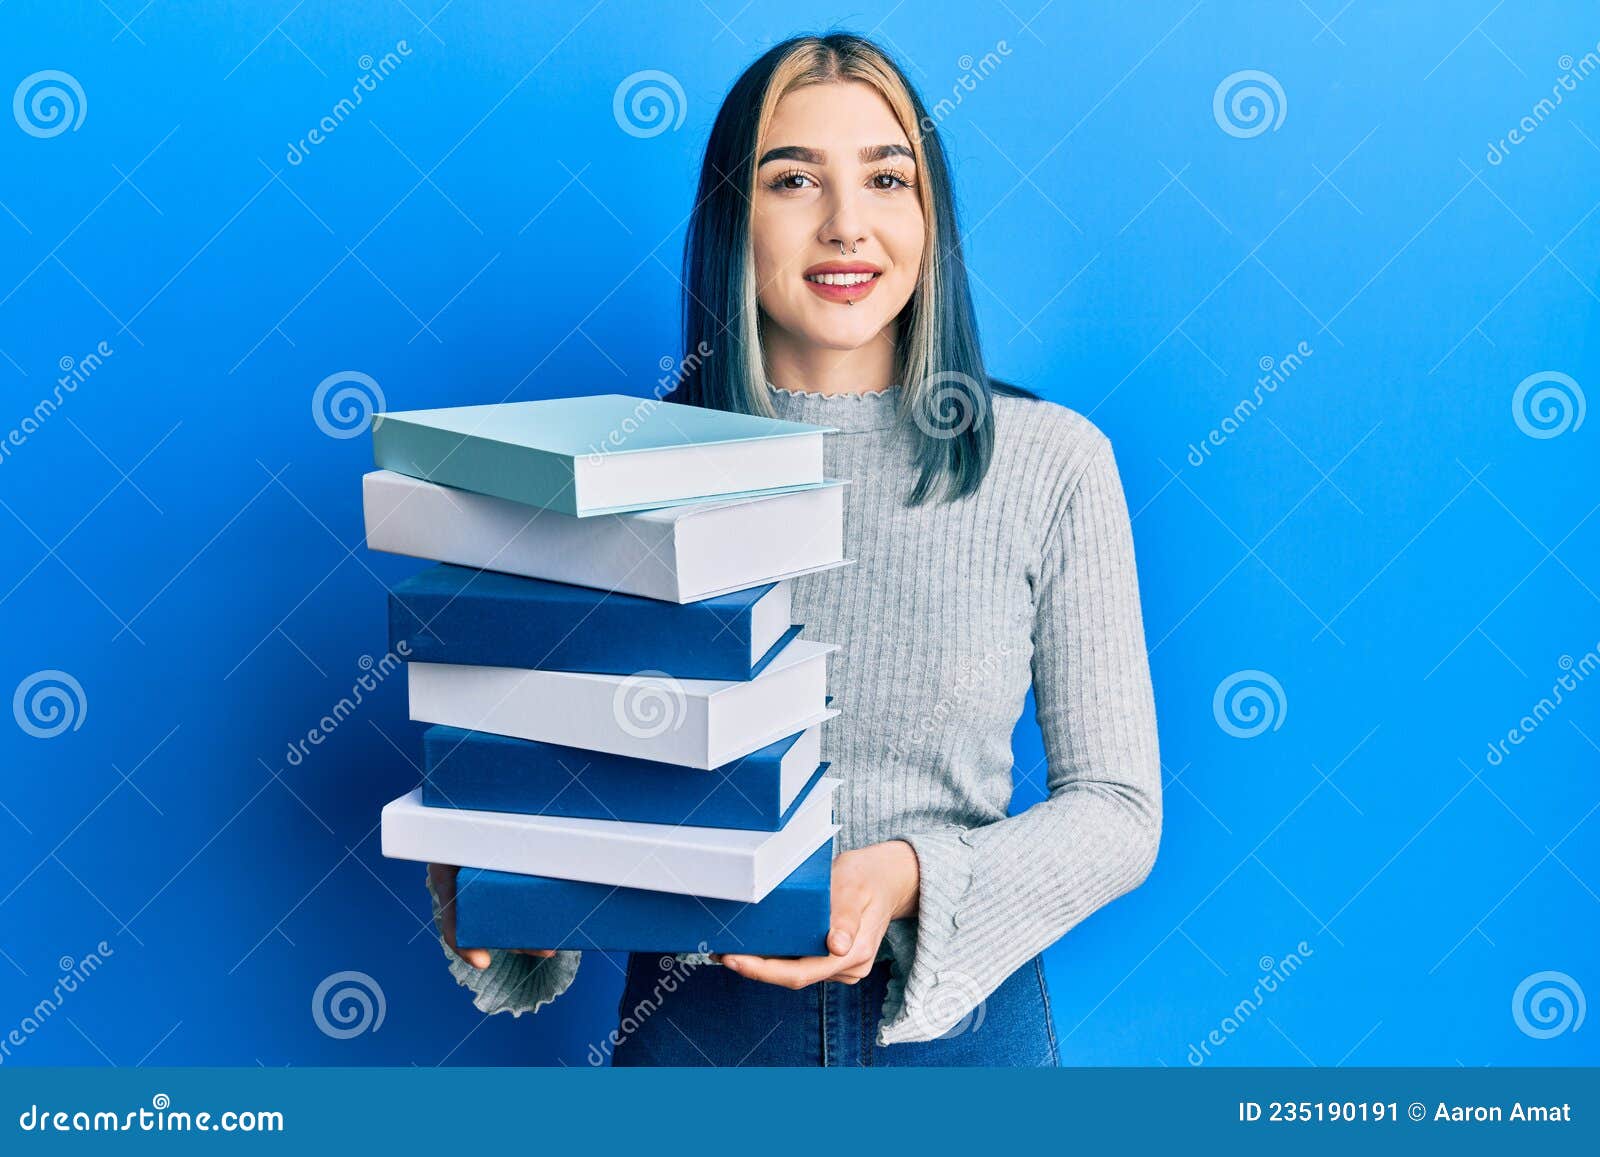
[608,952,1059,1067]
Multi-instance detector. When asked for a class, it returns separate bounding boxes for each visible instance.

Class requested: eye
[766,168,816,191]
[870,168,914,191]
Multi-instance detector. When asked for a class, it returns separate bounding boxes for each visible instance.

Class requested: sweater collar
[764,382,902,434]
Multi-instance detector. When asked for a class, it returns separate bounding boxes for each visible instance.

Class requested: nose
[819,186,867,254]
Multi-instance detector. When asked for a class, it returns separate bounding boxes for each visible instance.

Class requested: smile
[801,265,882,303]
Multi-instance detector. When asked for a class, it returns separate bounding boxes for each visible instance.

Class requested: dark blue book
[422,723,826,832]
[388,563,801,679]
[454,842,833,956]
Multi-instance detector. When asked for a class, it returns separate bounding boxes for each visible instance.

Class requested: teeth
[806,272,876,286]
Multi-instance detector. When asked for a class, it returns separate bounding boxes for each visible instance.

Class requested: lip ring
[802,269,881,303]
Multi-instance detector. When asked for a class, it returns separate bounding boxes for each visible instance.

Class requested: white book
[408,637,839,770]
[381,777,841,902]
[361,469,850,603]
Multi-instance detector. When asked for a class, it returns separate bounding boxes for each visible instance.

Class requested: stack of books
[368,394,848,956]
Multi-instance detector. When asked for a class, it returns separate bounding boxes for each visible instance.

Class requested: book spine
[454,865,830,956]
[388,589,754,679]
[421,726,789,830]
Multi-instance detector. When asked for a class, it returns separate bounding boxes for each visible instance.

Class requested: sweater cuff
[876,829,983,1045]
[424,869,579,1017]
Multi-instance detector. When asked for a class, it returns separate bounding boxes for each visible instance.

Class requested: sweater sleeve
[422,867,580,1017]
[878,432,1163,1046]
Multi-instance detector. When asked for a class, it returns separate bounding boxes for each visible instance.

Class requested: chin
[795,311,893,351]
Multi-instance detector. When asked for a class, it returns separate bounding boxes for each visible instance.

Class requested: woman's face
[751,81,925,354]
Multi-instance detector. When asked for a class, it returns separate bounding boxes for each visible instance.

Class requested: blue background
[0,0,1595,1068]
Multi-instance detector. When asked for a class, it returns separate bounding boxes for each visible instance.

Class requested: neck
[760,315,899,396]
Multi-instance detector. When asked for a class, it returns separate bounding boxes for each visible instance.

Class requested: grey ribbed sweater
[422,383,1163,1047]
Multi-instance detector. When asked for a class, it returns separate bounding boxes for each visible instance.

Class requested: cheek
[753,212,808,283]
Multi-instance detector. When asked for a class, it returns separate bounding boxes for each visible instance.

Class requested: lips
[802,261,883,304]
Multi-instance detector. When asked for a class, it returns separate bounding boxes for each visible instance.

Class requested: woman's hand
[717,840,920,988]
[427,862,555,970]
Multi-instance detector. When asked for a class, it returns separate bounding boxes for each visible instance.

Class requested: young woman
[425,32,1162,1067]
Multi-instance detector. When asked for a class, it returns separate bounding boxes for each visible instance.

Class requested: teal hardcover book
[371,394,834,517]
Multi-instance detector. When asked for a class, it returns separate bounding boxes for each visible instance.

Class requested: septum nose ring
[836,239,860,305]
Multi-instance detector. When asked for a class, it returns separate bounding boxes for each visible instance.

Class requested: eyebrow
[757,143,914,166]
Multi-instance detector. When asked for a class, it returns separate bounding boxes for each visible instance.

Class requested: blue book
[454,842,834,956]
[389,564,801,679]
[422,724,827,832]
[371,394,833,517]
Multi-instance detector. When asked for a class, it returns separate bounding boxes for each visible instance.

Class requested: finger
[721,953,841,989]
[459,946,492,969]
[826,892,869,957]
[511,949,557,958]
